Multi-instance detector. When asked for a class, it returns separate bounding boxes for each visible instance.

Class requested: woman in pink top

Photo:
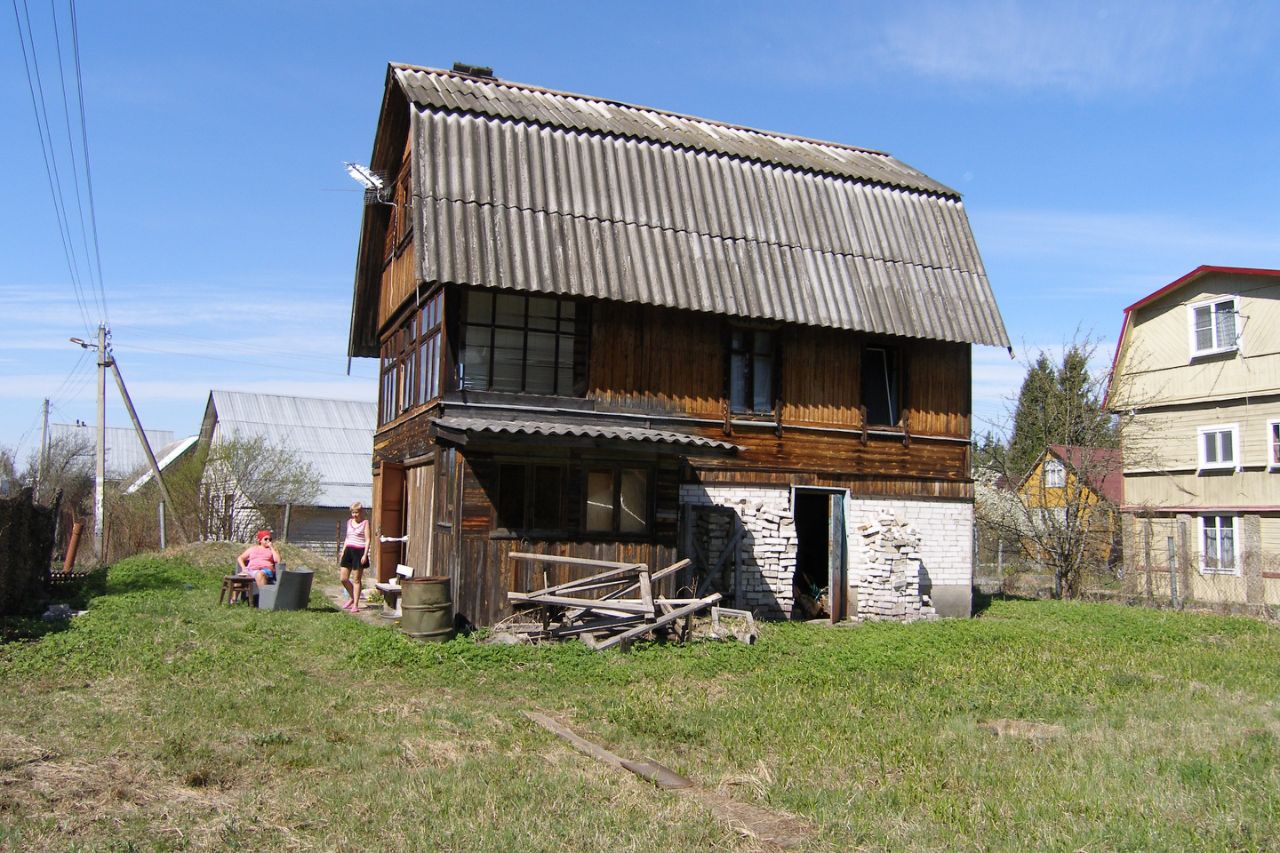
[237,529,281,589]
[340,502,370,612]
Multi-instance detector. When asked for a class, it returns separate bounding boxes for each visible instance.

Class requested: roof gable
[1104,266,1280,409]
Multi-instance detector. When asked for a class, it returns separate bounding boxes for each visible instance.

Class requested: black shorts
[340,546,367,571]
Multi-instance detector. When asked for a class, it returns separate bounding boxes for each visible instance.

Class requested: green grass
[1,546,1278,851]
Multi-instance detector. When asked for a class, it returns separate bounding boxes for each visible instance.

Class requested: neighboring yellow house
[1106,266,1280,609]
[1016,445,1123,567]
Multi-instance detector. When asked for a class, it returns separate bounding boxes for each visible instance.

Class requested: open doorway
[793,489,847,622]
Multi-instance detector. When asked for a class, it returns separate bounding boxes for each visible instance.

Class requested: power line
[49,0,99,321]
[68,0,108,323]
[117,342,374,379]
[10,0,96,335]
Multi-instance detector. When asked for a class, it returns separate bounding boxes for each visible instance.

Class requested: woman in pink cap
[237,530,281,589]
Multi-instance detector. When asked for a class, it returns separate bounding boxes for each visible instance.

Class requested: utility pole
[36,397,49,501]
[70,325,110,559]
[108,354,189,542]
[95,324,107,558]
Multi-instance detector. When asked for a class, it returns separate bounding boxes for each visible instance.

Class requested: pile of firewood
[501,553,753,650]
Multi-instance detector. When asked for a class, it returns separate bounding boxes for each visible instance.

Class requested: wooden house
[348,63,1009,626]
[1015,445,1122,567]
[1106,266,1280,608]
[197,391,376,556]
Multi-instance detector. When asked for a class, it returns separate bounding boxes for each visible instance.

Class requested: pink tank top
[344,518,369,549]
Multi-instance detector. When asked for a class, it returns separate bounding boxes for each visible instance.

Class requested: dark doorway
[794,490,847,621]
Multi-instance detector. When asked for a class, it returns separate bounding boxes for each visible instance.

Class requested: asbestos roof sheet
[388,65,1009,348]
[433,416,740,454]
[205,391,376,508]
[49,423,176,481]
[395,65,951,196]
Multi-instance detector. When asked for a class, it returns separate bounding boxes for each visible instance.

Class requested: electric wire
[50,0,98,320]
[47,348,90,408]
[116,342,374,379]
[10,0,95,336]
[49,0,104,324]
[68,0,108,323]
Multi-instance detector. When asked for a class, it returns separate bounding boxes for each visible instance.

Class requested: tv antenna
[343,162,394,206]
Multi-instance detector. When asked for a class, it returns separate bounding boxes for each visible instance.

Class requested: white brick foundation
[681,485,974,619]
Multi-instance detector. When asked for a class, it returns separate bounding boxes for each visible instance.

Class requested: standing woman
[340,502,370,611]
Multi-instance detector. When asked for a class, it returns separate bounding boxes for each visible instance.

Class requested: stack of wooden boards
[503,553,755,650]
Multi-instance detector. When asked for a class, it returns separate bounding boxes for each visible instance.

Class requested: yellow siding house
[1106,266,1280,609]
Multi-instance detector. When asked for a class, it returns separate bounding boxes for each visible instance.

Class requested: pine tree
[1005,353,1057,479]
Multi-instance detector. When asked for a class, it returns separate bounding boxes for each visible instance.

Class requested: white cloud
[878,0,1265,96]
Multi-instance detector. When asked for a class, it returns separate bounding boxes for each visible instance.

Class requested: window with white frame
[1269,420,1280,469]
[1197,424,1240,471]
[1043,458,1066,488]
[1200,515,1239,574]
[1188,297,1238,357]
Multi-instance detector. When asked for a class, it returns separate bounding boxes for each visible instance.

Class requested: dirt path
[319,581,390,626]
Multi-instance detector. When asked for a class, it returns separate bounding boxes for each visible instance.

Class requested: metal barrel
[400,576,454,642]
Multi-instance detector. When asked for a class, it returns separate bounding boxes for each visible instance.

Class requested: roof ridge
[390,62,895,163]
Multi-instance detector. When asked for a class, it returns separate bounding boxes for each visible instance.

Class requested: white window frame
[1268,419,1280,470]
[1199,514,1240,575]
[1187,296,1239,358]
[1043,458,1066,488]
[1197,423,1240,472]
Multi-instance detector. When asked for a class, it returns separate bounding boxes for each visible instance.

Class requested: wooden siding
[691,423,969,482]
[1121,398,1280,509]
[376,143,420,331]
[437,452,681,627]
[587,301,970,438]
[1111,273,1280,410]
[588,304,723,417]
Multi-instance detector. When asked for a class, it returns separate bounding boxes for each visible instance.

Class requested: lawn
[1,545,1277,851]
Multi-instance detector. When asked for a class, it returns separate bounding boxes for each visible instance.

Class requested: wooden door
[828,494,847,623]
[376,462,405,583]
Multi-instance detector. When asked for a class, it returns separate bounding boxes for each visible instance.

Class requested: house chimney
[452,62,495,80]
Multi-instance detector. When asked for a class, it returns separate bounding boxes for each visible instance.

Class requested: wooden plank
[523,712,627,769]
[508,592,654,614]
[516,561,642,596]
[549,614,646,637]
[509,552,643,571]
[596,593,722,650]
[637,571,654,622]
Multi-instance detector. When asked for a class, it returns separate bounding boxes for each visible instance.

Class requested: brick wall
[681,485,973,619]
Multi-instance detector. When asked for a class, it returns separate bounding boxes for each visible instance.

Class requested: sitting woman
[237,530,281,589]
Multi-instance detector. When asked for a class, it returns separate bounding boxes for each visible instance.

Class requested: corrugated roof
[123,435,199,495]
[369,64,1008,349]
[433,416,740,453]
[395,65,953,196]
[203,391,376,508]
[48,423,176,481]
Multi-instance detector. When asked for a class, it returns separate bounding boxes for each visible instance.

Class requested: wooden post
[1143,520,1153,602]
[158,501,166,550]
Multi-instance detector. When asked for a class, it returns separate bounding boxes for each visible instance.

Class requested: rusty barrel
[400,576,454,642]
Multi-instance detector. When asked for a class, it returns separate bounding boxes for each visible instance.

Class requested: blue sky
[3,0,1279,461]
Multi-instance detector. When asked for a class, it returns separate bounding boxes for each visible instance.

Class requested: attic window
[1043,459,1066,488]
[1188,297,1238,357]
